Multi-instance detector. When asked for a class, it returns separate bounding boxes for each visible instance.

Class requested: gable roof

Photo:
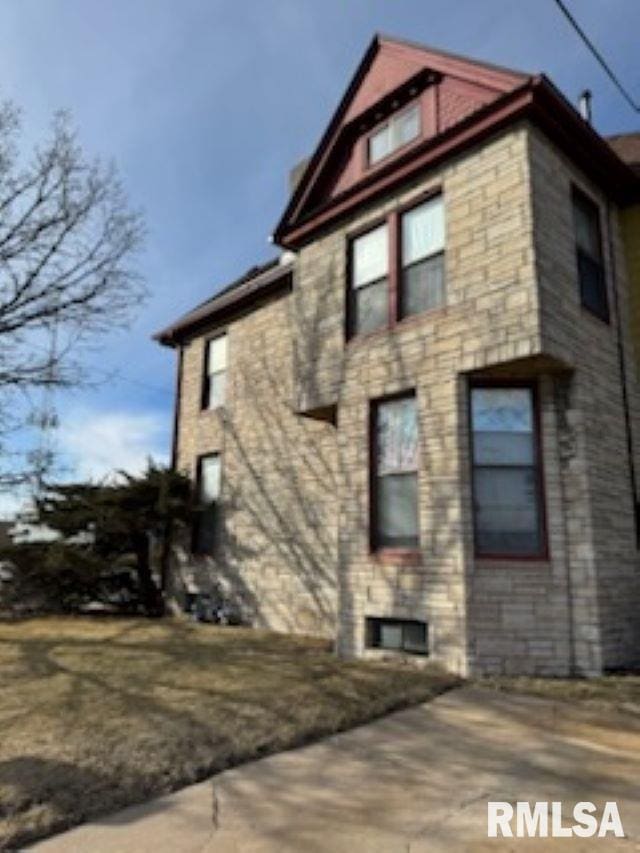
[274,34,531,247]
[274,35,640,249]
[155,258,293,346]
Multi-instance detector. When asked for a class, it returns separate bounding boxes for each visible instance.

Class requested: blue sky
[0,0,638,509]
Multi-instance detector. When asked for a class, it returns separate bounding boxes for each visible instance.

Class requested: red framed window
[347,193,445,339]
[399,195,445,320]
[370,393,419,551]
[349,223,389,336]
[470,383,547,559]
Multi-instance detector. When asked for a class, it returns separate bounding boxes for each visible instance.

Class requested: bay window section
[202,334,227,410]
[371,394,419,550]
[193,453,221,555]
[350,224,389,335]
[400,195,445,319]
[470,386,545,558]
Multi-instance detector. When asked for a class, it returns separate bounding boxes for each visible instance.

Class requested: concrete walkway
[32,687,640,852]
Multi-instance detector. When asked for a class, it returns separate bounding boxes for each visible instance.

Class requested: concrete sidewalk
[31,687,640,852]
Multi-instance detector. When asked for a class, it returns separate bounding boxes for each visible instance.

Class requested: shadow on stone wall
[176,260,469,665]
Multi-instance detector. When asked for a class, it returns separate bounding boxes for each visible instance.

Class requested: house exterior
[156,36,640,677]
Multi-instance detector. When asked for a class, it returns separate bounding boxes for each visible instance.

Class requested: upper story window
[400,195,445,319]
[368,103,420,166]
[371,393,419,551]
[350,223,389,335]
[572,187,609,323]
[470,384,546,559]
[193,453,221,555]
[202,333,227,410]
[347,192,445,339]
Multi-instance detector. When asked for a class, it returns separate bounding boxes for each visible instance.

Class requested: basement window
[366,617,428,655]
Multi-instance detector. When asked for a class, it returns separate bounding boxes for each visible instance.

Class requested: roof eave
[154,267,294,347]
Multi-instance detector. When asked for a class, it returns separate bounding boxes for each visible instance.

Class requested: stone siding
[172,121,640,676]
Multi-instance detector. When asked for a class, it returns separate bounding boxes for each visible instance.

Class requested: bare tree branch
[0,103,146,489]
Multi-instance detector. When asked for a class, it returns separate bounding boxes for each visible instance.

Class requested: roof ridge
[375,32,533,81]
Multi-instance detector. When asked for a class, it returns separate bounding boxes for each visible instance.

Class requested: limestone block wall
[174,293,339,637]
[171,120,640,676]
[294,124,567,675]
[530,127,640,671]
[293,125,542,417]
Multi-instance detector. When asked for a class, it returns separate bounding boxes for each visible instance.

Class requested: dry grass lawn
[0,617,458,849]
[480,674,640,716]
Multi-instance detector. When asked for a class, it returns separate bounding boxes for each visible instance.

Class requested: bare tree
[0,101,145,486]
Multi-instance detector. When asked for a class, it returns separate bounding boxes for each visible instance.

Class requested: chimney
[579,89,593,124]
[288,156,310,196]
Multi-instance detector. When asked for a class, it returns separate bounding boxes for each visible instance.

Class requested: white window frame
[368,103,420,166]
[202,333,228,410]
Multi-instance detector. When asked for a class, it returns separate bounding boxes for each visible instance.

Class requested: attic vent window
[368,103,420,166]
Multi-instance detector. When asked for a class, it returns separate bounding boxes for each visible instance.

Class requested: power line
[551,0,640,112]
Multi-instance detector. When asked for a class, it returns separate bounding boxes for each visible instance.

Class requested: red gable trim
[373,34,529,93]
[277,83,534,248]
[277,35,381,240]
[275,76,640,249]
[274,35,531,245]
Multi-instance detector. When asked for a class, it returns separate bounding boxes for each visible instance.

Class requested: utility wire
[552,0,640,112]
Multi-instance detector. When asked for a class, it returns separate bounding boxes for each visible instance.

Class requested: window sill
[371,548,422,566]
[346,302,451,347]
[475,555,551,570]
[581,304,610,325]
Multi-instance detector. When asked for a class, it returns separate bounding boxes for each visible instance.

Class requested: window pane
[380,623,403,649]
[573,194,601,260]
[195,506,218,555]
[578,251,609,320]
[354,279,388,334]
[395,105,420,147]
[207,335,227,373]
[473,431,534,466]
[377,397,418,474]
[200,455,221,502]
[403,622,428,653]
[474,467,541,555]
[400,253,445,317]
[369,126,390,164]
[471,388,532,433]
[376,472,418,548]
[353,225,388,287]
[207,371,226,409]
[402,196,445,265]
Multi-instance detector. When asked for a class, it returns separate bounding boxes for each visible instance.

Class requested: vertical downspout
[606,200,640,546]
[171,343,184,470]
[161,342,184,600]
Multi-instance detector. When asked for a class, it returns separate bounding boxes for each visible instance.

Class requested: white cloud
[57,408,169,482]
